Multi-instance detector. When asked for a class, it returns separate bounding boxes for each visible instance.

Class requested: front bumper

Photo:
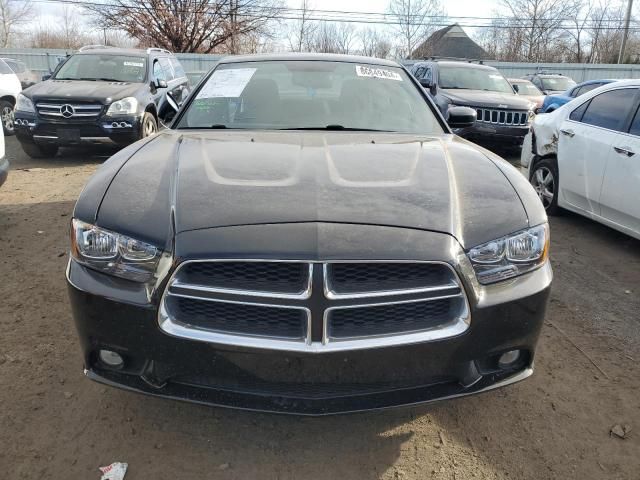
[0,156,8,187]
[454,123,530,144]
[14,112,142,147]
[67,237,552,415]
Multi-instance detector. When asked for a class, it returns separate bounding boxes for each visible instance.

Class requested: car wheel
[1,100,15,136]
[140,112,157,138]
[530,157,559,215]
[20,141,59,159]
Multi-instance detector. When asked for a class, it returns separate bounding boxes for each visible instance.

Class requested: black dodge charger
[67,53,552,415]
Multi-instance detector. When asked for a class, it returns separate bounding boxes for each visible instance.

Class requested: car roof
[576,79,617,86]
[414,60,495,70]
[218,52,401,68]
[76,47,166,57]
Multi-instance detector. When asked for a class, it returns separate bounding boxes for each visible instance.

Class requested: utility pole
[618,0,634,64]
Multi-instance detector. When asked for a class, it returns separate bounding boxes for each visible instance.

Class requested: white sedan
[522,79,640,240]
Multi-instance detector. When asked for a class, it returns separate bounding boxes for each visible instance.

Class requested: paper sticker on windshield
[355,65,402,81]
[196,68,257,99]
[124,61,144,68]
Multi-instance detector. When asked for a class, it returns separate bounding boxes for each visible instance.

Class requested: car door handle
[614,146,636,157]
[560,128,575,137]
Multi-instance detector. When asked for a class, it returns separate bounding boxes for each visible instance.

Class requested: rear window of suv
[54,54,148,83]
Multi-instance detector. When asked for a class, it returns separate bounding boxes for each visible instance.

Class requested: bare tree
[359,27,392,58]
[334,22,355,54]
[87,0,282,53]
[387,0,444,59]
[498,0,581,62]
[0,0,33,47]
[288,0,316,52]
[587,2,627,63]
[309,21,338,53]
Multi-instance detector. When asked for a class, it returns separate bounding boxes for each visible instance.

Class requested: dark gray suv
[14,46,189,158]
[411,60,535,145]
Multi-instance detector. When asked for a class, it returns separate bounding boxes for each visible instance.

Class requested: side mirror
[155,78,168,89]
[42,74,51,81]
[419,78,437,95]
[512,84,520,93]
[447,106,476,129]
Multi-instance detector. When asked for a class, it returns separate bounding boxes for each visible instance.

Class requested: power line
[27,0,640,31]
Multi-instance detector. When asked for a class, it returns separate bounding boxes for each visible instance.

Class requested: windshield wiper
[279,125,392,132]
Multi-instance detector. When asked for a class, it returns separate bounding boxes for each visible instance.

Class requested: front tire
[1,100,15,136]
[20,141,59,159]
[140,112,157,139]
[530,157,560,215]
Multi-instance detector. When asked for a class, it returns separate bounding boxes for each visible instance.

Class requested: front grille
[36,102,103,120]
[328,298,457,339]
[165,296,308,340]
[175,261,310,295]
[476,108,528,126]
[160,261,469,352]
[327,262,454,295]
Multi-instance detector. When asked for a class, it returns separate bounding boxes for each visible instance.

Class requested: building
[412,24,489,60]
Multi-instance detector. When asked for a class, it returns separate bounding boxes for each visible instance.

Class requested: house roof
[412,24,489,60]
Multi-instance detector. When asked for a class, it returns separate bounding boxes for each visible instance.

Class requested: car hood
[441,89,533,109]
[90,130,532,250]
[24,79,142,103]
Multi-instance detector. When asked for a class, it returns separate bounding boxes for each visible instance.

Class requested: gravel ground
[0,136,638,479]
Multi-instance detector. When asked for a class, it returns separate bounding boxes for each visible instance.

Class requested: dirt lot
[0,136,638,479]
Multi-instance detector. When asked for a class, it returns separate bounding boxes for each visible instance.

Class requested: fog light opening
[98,349,124,369]
[498,350,521,369]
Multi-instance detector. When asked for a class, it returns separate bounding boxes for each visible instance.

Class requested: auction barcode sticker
[124,61,144,68]
[355,65,402,81]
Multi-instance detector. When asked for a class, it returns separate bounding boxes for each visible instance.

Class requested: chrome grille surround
[36,102,103,118]
[475,108,528,126]
[159,260,470,353]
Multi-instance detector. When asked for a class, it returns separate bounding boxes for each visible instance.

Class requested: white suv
[0,58,21,136]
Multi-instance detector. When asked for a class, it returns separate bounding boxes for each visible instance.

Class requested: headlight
[106,97,138,116]
[16,94,34,113]
[468,224,549,284]
[71,219,161,282]
[527,109,536,123]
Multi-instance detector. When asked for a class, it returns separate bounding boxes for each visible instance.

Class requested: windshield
[177,60,442,133]
[541,77,575,91]
[54,54,147,83]
[438,65,514,93]
[513,82,541,96]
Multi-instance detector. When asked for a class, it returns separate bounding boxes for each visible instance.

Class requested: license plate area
[57,128,81,142]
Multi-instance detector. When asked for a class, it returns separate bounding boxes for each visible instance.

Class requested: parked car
[0,128,7,188]
[14,45,190,158]
[509,78,544,111]
[67,53,552,415]
[522,72,576,95]
[522,80,640,239]
[0,57,39,89]
[540,79,616,113]
[0,58,22,136]
[410,60,535,145]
